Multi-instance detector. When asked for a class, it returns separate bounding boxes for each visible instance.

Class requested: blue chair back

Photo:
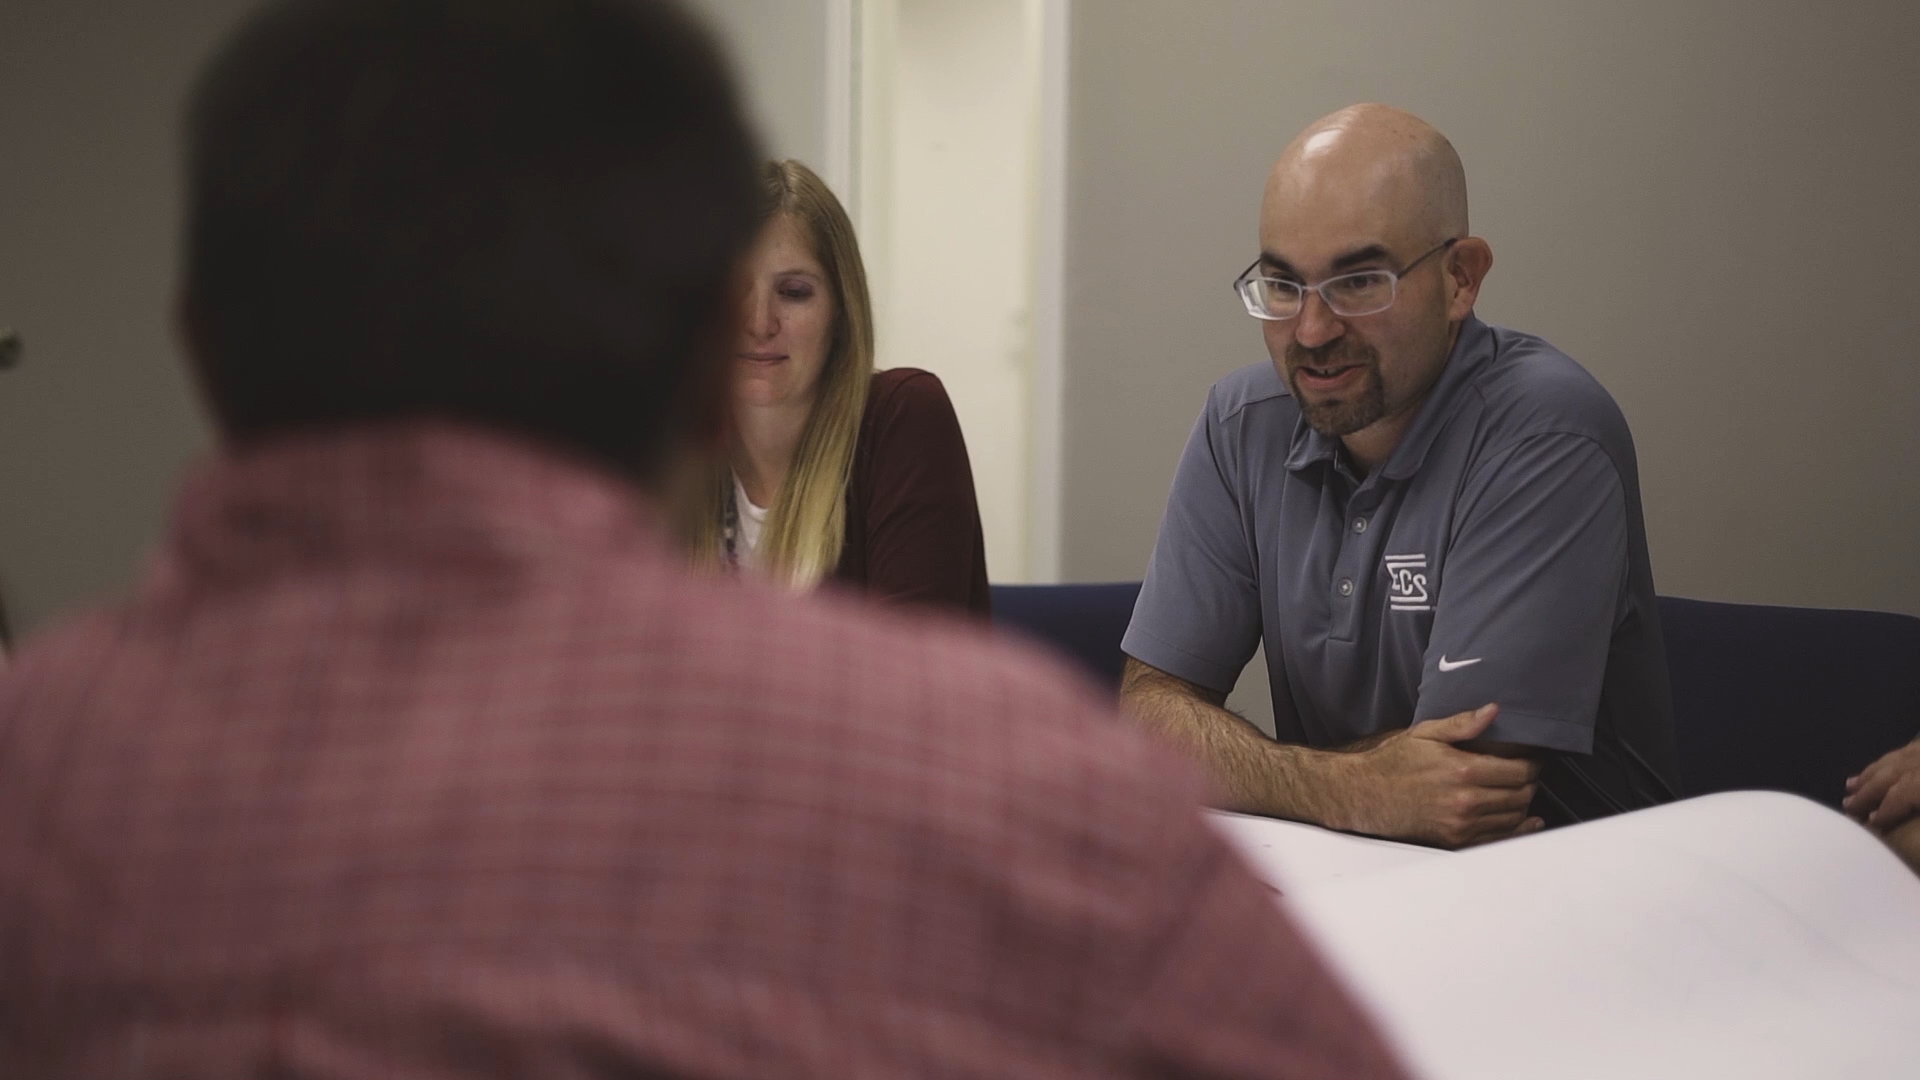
[987,584,1920,805]
[990,582,1143,693]
[1659,596,1920,806]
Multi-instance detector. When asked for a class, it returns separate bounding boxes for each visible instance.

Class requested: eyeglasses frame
[1233,237,1461,321]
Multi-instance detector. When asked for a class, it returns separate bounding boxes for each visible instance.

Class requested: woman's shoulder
[866,366,953,412]
[862,367,960,436]
[854,367,971,476]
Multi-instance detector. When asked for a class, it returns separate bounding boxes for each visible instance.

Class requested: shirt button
[1337,578,1354,597]
[1352,517,1369,534]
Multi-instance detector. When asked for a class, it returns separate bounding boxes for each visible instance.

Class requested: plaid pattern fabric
[0,422,1406,1080]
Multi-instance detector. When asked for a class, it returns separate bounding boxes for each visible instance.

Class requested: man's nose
[1292,289,1345,349]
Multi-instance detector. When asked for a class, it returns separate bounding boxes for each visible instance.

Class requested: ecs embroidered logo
[1384,553,1431,612]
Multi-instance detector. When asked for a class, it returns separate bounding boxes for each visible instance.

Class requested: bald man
[1120,105,1680,848]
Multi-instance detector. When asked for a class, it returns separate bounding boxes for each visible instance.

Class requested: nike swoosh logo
[1437,656,1483,672]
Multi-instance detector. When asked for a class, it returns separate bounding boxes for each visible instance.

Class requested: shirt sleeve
[1121,397,1262,694]
[1014,670,1408,1080]
[1412,432,1630,753]
[1119,814,1413,1080]
[984,659,1409,1080]
[857,371,990,614]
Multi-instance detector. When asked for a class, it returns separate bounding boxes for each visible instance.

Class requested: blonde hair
[686,159,875,587]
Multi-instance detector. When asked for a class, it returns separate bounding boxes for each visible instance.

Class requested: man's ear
[1445,237,1493,321]
[651,273,742,531]
[655,257,747,489]
[173,290,227,436]
[174,290,203,368]
[683,257,750,455]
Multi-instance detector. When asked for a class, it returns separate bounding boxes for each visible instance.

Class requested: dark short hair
[184,0,761,480]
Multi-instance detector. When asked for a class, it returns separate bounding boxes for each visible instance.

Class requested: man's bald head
[1265,104,1468,249]
[1251,105,1493,462]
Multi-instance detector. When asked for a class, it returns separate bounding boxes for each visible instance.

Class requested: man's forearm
[1119,659,1353,825]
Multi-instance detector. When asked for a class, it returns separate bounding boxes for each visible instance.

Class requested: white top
[730,473,769,566]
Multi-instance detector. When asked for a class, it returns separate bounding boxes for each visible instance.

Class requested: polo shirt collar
[1281,315,1495,480]
[1282,420,1341,472]
[1381,314,1493,480]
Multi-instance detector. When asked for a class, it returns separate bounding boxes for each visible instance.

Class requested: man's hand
[1120,658,1544,848]
[1334,704,1544,849]
[1882,817,1920,877]
[1843,738,1920,834]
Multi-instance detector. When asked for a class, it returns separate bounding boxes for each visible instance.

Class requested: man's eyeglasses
[1233,238,1459,321]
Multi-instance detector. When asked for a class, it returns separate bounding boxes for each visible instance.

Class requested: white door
[858,0,1048,583]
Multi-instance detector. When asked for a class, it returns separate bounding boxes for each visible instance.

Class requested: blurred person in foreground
[684,159,990,616]
[1121,105,1681,847]
[0,2,1407,1078]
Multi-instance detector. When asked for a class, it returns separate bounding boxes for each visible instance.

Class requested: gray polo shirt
[1123,316,1680,824]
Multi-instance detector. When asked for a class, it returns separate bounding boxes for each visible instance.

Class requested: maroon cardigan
[831,368,991,617]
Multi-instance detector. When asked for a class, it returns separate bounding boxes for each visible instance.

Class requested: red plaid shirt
[0,423,1406,1079]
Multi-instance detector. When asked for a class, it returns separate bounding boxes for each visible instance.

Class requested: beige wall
[684,0,832,169]
[0,0,254,634]
[1060,0,1920,622]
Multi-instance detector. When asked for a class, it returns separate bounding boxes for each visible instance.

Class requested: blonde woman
[689,160,989,616]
